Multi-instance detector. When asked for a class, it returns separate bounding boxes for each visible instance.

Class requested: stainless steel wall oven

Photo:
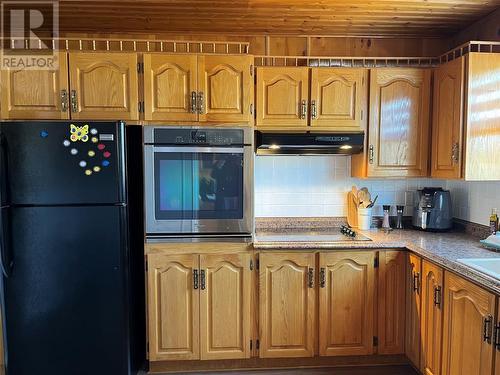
[144,126,253,236]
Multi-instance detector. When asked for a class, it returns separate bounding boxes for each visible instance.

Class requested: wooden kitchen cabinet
[377,250,406,355]
[143,54,253,123]
[421,260,444,375]
[363,68,431,178]
[259,252,315,358]
[441,272,496,375]
[199,253,251,360]
[406,253,422,368]
[256,67,309,128]
[143,54,198,122]
[431,57,465,179]
[464,53,500,181]
[147,253,200,361]
[68,52,139,120]
[310,68,367,131]
[1,52,70,119]
[198,55,254,123]
[318,251,375,356]
[494,297,500,375]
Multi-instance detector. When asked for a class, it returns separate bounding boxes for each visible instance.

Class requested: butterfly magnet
[70,124,89,143]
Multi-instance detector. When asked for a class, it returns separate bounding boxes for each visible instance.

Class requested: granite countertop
[254,228,500,295]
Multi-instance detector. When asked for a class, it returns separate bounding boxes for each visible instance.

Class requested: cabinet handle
[300,100,307,120]
[433,285,442,308]
[200,269,206,290]
[494,323,500,351]
[368,145,374,164]
[451,142,460,164]
[308,267,314,288]
[197,92,204,114]
[311,100,317,120]
[483,315,493,344]
[319,267,326,288]
[190,91,197,113]
[193,269,199,290]
[70,90,78,113]
[60,90,68,112]
[413,272,420,293]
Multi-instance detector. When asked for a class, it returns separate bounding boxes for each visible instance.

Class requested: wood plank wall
[60,32,450,57]
[449,8,500,45]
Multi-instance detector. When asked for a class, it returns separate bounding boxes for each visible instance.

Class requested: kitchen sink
[457,258,500,280]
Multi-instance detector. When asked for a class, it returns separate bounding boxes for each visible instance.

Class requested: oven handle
[149,146,245,154]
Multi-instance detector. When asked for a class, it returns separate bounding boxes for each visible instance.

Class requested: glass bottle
[490,208,498,234]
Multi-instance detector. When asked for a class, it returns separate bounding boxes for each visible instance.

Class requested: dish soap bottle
[490,208,498,234]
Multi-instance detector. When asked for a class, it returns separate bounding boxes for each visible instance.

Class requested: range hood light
[269,144,281,150]
[340,145,353,150]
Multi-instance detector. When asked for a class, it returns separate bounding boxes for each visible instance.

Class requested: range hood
[255,131,364,155]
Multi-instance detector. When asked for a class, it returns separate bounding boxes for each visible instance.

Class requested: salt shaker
[382,205,391,229]
[396,205,404,229]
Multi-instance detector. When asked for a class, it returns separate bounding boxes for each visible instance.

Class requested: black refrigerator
[0,121,145,375]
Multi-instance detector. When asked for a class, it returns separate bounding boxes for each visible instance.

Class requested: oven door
[144,145,253,235]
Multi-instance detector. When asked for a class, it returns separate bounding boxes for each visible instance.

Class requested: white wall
[254,155,500,226]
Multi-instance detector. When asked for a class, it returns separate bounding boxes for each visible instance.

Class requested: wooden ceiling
[57,0,500,37]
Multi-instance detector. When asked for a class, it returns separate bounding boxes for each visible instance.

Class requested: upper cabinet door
[68,52,138,120]
[431,57,465,179]
[441,272,495,375]
[310,68,367,131]
[464,53,500,181]
[256,67,309,128]
[1,52,69,120]
[197,55,253,123]
[199,253,251,360]
[368,68,431,177]
[147,253,200,361]
[143,54,198,122]
[259,252,315,358]
[318,251,375,356]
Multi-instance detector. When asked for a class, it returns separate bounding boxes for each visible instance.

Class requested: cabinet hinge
[137,62,144,73]
[374,255,379,268]
[250,103,254,115]
[250,340,253,350]
[256,259,260,271]
[256,339,260,350]
[250,259,254,271]
[373,336,378,346]
[250,64,254,76]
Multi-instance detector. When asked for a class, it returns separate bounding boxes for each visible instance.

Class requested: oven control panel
[153,128,246,146]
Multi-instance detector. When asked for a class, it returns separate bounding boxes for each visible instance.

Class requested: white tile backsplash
[447,180,500,226]
[254,155,446,218]
[255,155,500,225]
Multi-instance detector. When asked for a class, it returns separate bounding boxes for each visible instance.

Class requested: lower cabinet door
[421,261,444,375]
[319,252,375,356]
[494,299,500,375]
[199,253,251,360]
[441,272,495,375]
[406,253,422,368]
[147,253,200,361]
[259,252,316,358]
[377,250,406,354]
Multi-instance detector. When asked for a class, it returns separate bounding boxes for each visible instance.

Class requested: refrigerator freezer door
[3,206,130,375]
[0,121,125,205]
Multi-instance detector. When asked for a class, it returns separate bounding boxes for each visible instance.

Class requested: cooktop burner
[257,225,372,242]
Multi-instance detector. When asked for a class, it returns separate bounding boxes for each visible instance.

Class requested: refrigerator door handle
[0,209,12,278]
[0,133,12,278]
